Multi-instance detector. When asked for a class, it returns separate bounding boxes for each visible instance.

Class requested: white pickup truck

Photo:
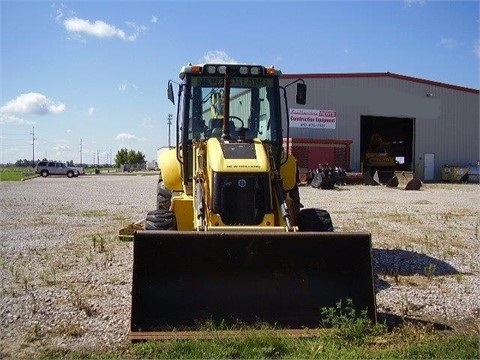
[35,161,80,178]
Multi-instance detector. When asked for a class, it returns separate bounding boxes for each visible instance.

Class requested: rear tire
[67,171,74,178]
[157,181,172,210]
[145,209,176,230]
[297,208,334,232]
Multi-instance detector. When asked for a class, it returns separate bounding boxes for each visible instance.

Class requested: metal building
[280,72,479,181]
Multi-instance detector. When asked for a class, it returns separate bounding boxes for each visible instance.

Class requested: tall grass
[38,301,479,359]
[0,167,37,181]
[39,325,478,359]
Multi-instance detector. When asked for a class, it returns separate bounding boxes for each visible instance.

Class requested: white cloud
[0,93,66,115]
[404,0,426,7]
[199,51,238,64]
[53,3,74,23]
[63,17,146,42]
[53,140,71,153]
[125,22,147,40]
[87,107,95,116]
[64,17,121,38]
[474,40,480,59]
[118,81,138,92]
[440,38,462,49]
[0,113,36,125]
[151,16,158,23]
[116,133,138,141]
[142,117,153,129]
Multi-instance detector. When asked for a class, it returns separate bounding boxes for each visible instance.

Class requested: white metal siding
[280,74,479,179]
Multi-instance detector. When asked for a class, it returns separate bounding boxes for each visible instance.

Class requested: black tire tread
[157,181,172,210]
[145,209,176,230]
[297,208,334,232]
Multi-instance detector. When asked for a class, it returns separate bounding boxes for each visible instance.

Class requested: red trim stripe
[282,72,479,94]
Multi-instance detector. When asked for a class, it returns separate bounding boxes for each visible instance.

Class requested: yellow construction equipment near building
[129,63,376,340]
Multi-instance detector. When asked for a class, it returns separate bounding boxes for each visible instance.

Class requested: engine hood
[206,138,270,173]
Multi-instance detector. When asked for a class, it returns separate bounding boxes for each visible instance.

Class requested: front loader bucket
[130,231,376,339]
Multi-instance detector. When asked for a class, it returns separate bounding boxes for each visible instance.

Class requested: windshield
[186,75,280,143]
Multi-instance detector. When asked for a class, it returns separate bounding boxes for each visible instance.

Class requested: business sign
[289,108,337,129]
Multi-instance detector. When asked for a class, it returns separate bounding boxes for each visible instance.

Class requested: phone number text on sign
[289,108,337,129]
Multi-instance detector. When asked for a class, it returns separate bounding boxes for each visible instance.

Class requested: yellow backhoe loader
[130,64,376,340]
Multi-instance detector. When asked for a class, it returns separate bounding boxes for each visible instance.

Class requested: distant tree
[14,159,31,167]
[66,160,74,167]
[134,150,146,165]
[115,148,129,167]
[128,149,145,165]
[114,148,145,167]
[127,149,137,165]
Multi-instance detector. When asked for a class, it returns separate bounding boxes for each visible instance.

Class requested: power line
[30,126,37,167]
[0,133,31,137]
[79,138,83,166]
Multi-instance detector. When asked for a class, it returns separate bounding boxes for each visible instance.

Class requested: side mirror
[296,83,307,105]
[167,82,175,104]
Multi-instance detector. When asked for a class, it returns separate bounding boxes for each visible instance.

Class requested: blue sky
[1,0,478,165]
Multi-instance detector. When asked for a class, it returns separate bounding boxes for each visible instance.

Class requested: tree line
[113,148,146,167]
[8,148,146,168]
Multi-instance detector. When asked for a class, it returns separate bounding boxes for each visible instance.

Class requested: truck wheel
[297,208,334,232]
[145,209,176,230]
[67,171,74,178]
[157,181,172,210]
[41,170,49,177]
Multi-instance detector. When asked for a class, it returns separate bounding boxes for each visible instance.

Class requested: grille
[212,172,271,225]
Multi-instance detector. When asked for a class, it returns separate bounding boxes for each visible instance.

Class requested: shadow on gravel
[372,248,459,292]
[377,312,454,331]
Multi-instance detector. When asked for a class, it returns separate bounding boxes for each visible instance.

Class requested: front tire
[157,181,172,210]
[145,209,176,230]
[297,208,334,232]
[67,171,74,178]
[41,170,49,177]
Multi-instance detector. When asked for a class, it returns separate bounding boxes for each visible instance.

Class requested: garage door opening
[360,116,415,179]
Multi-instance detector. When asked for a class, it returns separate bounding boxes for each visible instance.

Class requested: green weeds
[320,299,387,345]
[0,167,37,181]
[35,308,479,359]
[91,234,106,253]
[82,209,109,218]
[69,286,97,317]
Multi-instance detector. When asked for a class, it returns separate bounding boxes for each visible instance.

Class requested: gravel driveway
[1,174,479,358]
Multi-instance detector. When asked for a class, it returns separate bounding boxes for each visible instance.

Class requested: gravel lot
[1,174,479,358]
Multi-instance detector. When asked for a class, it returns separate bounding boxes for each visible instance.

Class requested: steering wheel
[229,116,244,129]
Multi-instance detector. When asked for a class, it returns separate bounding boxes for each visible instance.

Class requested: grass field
[41,320,478,359]
[0,167,37,181]
[0,166,123,180]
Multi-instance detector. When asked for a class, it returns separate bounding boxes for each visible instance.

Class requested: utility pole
[30,126,37,167]
[167,113,173,148]
[79,138,83,166]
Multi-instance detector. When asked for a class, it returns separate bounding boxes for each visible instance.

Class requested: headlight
[250,67,261,75]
